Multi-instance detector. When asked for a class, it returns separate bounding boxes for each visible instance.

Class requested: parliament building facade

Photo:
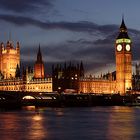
[0,44,52,92]
[0,18,134,94]
[79,18,132,95]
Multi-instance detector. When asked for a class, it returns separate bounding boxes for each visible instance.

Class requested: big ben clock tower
[116,18,132,94]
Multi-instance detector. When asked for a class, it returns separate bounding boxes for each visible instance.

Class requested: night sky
[0,0,140,75]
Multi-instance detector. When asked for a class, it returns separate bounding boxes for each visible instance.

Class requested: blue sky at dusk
[0,0,140,75]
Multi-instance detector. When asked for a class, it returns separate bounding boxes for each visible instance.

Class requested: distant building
[52,62,84,92]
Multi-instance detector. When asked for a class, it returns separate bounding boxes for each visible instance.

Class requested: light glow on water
[0,107,140,140]
[33,114,42,121]
[107,107,135,140]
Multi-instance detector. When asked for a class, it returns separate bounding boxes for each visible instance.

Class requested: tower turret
[117,18,129,39]
[16,42,20,53]
[34,45,45,79]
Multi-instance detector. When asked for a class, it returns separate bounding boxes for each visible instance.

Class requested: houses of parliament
[0,18,138,95]
[0,43,52,92]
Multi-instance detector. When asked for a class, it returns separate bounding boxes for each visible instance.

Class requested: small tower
[115,18,132,94]
[15,64,20,78]
[34,45,45,79]
[80,61,84,78]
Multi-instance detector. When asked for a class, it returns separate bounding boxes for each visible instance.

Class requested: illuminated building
[115,18,132,94]
[0,78,52,92]
[79,72,116,94]
[0,41,20,79]
[0,44,52,92]
[79,18,132,94]
[0,18,133,94]
[34,46,45,79]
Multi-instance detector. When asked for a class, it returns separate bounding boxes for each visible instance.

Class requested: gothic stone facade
[0,44,52,92]
[0,41,20,79]
[79,19,132,95]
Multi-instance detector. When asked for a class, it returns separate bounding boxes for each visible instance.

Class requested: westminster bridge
[0,91,139,108]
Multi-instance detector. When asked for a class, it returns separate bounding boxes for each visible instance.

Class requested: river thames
[0,106,140,140]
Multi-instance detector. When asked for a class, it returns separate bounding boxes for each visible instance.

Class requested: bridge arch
[137,96,140,99]
[22,95,36,100]
[0,94,16,100]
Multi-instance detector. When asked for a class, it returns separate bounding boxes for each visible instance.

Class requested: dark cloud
[0,14,117,35]
[94,33,117,45]
[20,38,115,75]
[67,39,115,63]
[0,0,53,13]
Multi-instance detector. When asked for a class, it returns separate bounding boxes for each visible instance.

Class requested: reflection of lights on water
[113,106,133,113]
[107,106,135,140]
[57,111,63,116]
[54,108,64,116]
[33,114,42,121]
[22,106,36,111]
[29,113,46,140]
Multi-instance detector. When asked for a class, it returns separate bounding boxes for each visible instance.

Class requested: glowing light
[116,38,131,44]
[137,96,140,99]
[23,95,35,99]
[33,114,42,121]
[41,96,53,99]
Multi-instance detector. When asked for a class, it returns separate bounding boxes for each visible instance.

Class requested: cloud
[0,14,117,35]
[0,0,53,13]
[20,38,116,75]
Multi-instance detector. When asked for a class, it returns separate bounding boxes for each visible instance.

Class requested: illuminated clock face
[117,44,122,51]
[126,44,130,51]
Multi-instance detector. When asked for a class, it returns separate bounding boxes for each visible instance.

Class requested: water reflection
[0,107,140,140]
[107,106,135,140]
[53,108,64,117]
[33,113,42,121]
[1,113,19,133]
[22,106,36,111]
[28,110,47,140]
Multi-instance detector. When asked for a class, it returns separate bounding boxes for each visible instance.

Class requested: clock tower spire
[115,18,132,94]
